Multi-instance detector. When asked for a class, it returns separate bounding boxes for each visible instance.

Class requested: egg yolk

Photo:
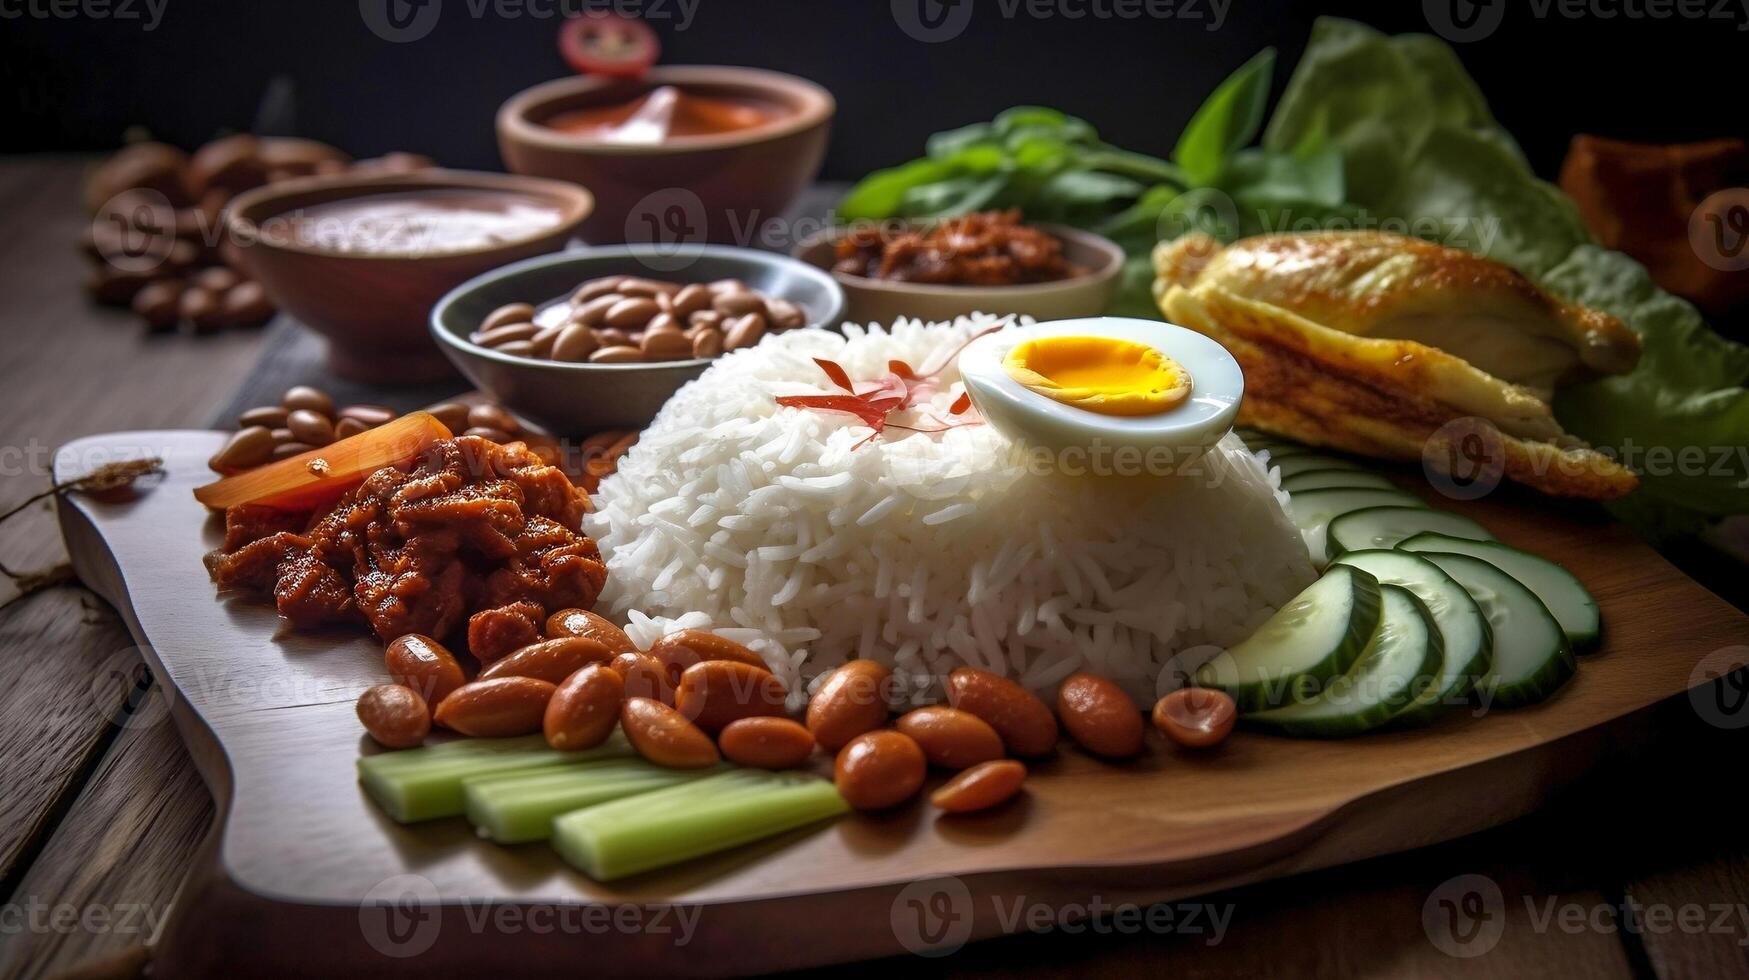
[1002,336,1191,416]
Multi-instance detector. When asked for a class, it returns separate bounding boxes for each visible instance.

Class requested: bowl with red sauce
[225,169,592,382]
[793,210,1125,326]
[497,66,833,246]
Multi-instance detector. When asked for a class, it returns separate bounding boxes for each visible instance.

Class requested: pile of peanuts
[471,274,809,365]
[81,134,433,335]
[356,608,1240,817]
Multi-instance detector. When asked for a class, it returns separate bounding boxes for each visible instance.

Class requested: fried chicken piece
[1156,269,1639,500]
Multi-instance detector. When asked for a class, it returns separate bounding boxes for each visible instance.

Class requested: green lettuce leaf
[1264,17,1749,538]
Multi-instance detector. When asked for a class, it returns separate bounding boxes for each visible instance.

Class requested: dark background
[2,0,1743,181]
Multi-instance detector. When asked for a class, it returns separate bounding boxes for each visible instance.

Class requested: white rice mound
[587,315,1316,709]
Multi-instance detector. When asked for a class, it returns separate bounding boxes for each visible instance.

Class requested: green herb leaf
[1173,48,1276,186]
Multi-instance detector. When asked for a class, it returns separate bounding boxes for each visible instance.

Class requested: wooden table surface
[3,154,1748,980]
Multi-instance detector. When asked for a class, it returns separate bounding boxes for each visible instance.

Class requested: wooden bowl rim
[498,65,836,157]
[793,221,1127,299]
[223,168,594,262]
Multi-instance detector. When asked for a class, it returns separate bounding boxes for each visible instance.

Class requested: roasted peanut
[478,637,615,684]
[610,651,674,704]
[674,659,788,733]
[282,385,335,417]
[426,401,470,433]
[544,663,624,751]
[356,684,430,749]
[604,296,660,330]
[722,312,767,350]
[286,408,335,446]
[574,294,624,326]
[463,425,516,442]
[238,405,288,429]
[550,322,599,362]
[641,328,694,361]
[474,322,539,347]
[648,629,768,687]
[589,345,645,364]
[1056,672,1144,759]
[433,677,556,737]
[529,324,565,358]
[545,608,635,651]
[338,404,396,427]
[1152,688,1237,749]
[690,327,724,358]
[930,759,1026,813]
[718,717,815,769]
[713,291,766,318]
[573,277,622,303]
[834,730,926,811]
[621,697,719,769]
[670,283,712,317]
[805,660,892,750]
[481,302,535,333]
[220,280,275,327]
[946,667,1059,757]
[131,279,184,331]
[894,706,1004,769]
[210,426,275,471]
[384,633,467,710]
[467,403,518,433]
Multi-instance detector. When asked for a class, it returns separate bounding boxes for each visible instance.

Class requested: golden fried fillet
[1156,232,1640,398]
[1153,235,1640,501]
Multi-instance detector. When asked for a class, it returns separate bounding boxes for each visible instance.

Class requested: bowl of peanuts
[431,245,844,433]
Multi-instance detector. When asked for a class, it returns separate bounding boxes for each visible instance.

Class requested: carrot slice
[194,412,452,512]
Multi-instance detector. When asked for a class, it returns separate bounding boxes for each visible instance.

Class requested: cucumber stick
[358,733,634,823]
[1326,506,1493,561]
[1399,532,1600,652]
[1416,552,1577,709]
[465,760,722,844]
[1329,550,1492,726]
[1194,565,1383,712]
[1246,585,1442,737]
[552,769,848,881]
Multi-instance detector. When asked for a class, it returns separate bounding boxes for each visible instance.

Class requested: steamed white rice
[586,315,1315,708]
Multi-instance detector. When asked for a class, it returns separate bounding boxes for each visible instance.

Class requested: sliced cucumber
[1288,488,1427,546]
[1281,469,1398,493]
[464,759,719,844]
[1399,533,1600,652]
[1328,550,1492,726]
[1327,506,1493,561]
[1271,453,1370,480]
[1194,565,1383,712]
[1246,585,1443,737]
[1416,552,1577,709]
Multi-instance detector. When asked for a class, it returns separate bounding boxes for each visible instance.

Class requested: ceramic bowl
[431,245,845,434]
[224,169,592,383]
[497,66,833,245]
[792,222,1126,326]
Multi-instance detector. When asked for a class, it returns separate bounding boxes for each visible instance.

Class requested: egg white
[958,316,1243,459]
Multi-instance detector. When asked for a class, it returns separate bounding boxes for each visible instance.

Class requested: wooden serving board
[56,430,1749,977]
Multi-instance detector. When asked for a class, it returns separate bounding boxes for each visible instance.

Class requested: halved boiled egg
[958,317,1243,457]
